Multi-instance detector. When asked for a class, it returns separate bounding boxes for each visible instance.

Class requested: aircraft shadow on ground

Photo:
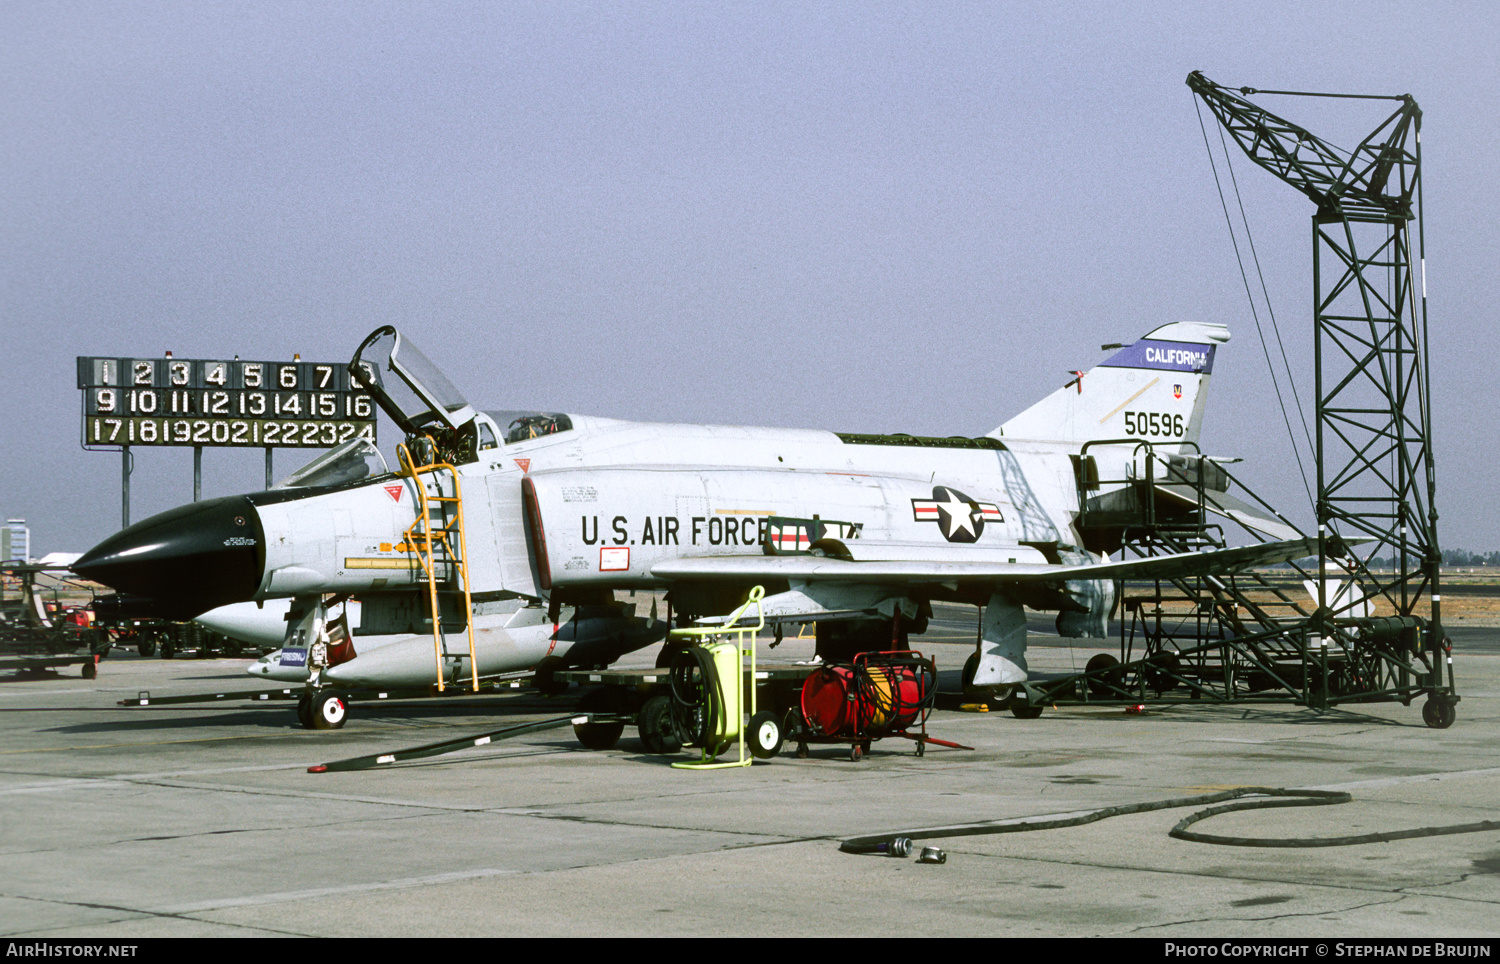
[42,695,588,735]
[0,671,95,685]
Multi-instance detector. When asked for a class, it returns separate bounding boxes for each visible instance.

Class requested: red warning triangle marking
[514,459,531,473]
[383,484,405,502]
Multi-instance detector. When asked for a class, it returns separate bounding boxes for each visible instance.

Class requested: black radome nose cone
[72,496,265,620]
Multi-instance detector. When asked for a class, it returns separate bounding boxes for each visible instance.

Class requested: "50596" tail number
[1123,411,1185,437]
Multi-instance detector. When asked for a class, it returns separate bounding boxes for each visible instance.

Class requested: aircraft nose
[72,495,266,620]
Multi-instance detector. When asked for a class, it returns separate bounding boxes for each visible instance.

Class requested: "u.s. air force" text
[579,515,767,547]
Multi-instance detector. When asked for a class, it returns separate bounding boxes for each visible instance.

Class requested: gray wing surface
[650,538,1317,585]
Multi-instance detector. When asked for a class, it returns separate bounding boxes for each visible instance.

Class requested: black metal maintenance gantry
[1010,76,1455,727]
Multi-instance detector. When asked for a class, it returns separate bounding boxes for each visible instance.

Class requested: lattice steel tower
[1187,72,1450,717]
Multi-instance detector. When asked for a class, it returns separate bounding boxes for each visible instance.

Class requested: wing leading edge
[650,538,1317,586]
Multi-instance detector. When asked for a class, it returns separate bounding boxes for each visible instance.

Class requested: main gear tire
[533,657,570,696]
[574,689,625,750]
[637,694,682,754]
[1010,700,1044,720]
[1085,653,1122,697]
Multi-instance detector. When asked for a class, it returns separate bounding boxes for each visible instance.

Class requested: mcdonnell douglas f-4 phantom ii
[74,322,1313,727]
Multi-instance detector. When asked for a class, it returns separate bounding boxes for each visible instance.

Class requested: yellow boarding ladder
[397,440,478,693]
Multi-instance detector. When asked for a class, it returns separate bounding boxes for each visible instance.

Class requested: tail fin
[994,322,1230,449]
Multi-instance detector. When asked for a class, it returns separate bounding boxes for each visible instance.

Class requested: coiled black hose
[841,786,1500,854]
[854,656,937,733]
[669,646,721,749]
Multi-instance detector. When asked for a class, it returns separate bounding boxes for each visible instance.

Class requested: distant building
[3,519,29,563]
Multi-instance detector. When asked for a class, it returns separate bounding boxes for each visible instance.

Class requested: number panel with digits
[77,356,377,448]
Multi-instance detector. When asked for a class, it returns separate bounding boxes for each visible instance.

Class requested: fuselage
[233,417,1093,608]
[514,417,1081,593]
[69,416,1124,623]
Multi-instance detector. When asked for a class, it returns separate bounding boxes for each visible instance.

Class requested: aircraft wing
[650,537,1317,585]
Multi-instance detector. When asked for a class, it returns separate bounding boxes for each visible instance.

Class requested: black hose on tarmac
[840,787,1500,854]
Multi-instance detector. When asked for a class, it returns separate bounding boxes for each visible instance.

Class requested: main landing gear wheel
[296,694,313,729]
[1010,698,1044,720]
[137,637,157,657]
[308,693,347,730]
[1085,653,1122,698]
[533,657,570,697]
[1422,697,1456,729]
[574,689,625,750]
[637,694,682,754]
[961,652,981,698]
[748,710,783,760]
[81,660,97,680]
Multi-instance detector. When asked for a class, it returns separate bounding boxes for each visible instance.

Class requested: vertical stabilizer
[994,322,1229,449]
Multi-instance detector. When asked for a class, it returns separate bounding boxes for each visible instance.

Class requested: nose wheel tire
[748,710,783,760]
[307,693,347,730]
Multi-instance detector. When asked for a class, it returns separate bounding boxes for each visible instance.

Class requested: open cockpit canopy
[350,326,476,436]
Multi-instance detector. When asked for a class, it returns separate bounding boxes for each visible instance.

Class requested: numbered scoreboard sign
[78,356,378,448]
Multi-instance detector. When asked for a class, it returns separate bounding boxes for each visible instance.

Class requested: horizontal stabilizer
[1154,483,1304,542]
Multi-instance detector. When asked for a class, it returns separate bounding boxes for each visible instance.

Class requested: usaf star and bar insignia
[911,486,1002,543]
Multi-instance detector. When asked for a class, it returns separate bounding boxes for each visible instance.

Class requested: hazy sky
[3,1,1497,557]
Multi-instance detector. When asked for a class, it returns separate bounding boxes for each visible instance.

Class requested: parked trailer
[1,564,109,678]
[553,663,820,756]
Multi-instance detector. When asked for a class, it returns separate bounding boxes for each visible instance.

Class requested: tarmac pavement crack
[0,893,316,938]
[499,808,822,844]
[1395,875,1500,904]
[944,847,1495,909]
[104,810,436,845]
[1125,893,1409,934]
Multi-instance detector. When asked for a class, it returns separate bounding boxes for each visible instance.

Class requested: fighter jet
[74,322,1312,728]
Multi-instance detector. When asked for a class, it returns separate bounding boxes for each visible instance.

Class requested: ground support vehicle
[784,649,959,761]
[554,662,819,758]
[1,564,110,678]
[97,615,258,659]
